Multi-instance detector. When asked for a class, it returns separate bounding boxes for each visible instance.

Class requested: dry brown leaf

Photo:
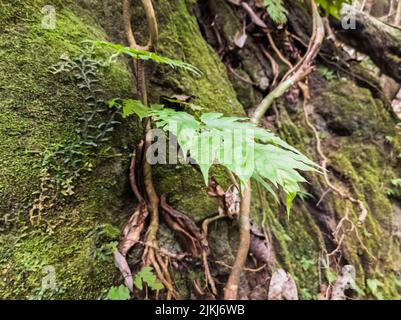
[225,185,241,217]
[119,204,148,256]
[171,94,191,102]
[207,177,240,218]
[250,235,269,264]
[234,30,247,48]
[254,0,265,8]
[114,249,134,292]
[114,141,148,292]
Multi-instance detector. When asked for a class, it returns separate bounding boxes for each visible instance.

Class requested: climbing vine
[93,0,320,300]
[29,48,120,226]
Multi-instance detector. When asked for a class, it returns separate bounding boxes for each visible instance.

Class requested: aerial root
[299,82,376,285]
[201,214,225,296]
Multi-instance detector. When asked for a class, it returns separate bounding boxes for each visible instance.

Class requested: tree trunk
[335,4,401,82]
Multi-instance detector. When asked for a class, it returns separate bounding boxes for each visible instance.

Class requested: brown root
[224,183,251,300]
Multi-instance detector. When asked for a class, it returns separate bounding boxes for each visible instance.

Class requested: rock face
[0,0,137,299]
[1,0,400,299]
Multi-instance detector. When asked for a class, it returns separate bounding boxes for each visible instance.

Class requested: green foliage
[112,99,320,211]
[91,40,201,76]
[51,51,120,148]
[299,257,315,271]
[134,267,164,291]
[391,178,401,187]
[264,0,288,24]
[87,224,120,262]
[366,278,384,300]
[385,178,401,196]
[350,281,366,297]
[29,49,121,223]
[321,258,337,284]
[385,135,395,144]
[314,0,352,18]
[318,67,335,81]
[107,285,131,300]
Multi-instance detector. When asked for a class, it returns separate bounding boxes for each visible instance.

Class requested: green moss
[0,0,136,299]
[139,0,244,222]
[309,79,401,298]
[130,0,243,116]
[0,0,243,299]
[242,76,401,299]
[0,213,121,299]
[0,2,133,211]
[315,80,392,139]
[2,0,401,301]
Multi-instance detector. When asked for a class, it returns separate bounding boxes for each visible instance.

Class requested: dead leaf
[114,249,134,292]
[234,30,247,48]
[119,144,149,256]
[114,141,148,293]
[207,177,240,218]
[225,185,241,217]
[171,94,191,102]
[207,177,225,197]
[254,0,265,8]
[249,224,276,267]
[118,204,148,256]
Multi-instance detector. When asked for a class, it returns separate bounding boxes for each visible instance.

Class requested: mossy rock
[2,0,401,300]
[0,0,137,299]
[0,0,244,299]
[314,80,392,138]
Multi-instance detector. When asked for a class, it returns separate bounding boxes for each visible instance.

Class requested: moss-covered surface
[325,108,401,299]
[270,76,401,299]
[0,0,136,299]
[1,0,401,300]
[0,0,244,299]
[130,0,245,223]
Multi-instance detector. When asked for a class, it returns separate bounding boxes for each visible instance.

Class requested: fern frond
[112,99,321,212]
[264,0,288,24]
[89,40,201,76]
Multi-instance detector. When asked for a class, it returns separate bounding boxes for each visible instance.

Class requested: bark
[334,4,401,82]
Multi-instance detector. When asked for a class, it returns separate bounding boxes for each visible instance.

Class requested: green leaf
[315,0,352,18]
[264,0,288,24]
[350,281,365,297]
[367,278,384,299]
[106,285,131,300]
[150,103,164,111]
[144,108,320,214]
[191,130,222,184]
[285,192,297,218]
[134,266,164,291]
[318,67,335,81]
[326,270,337,284]
[90,40,201,76]
[122,99,149,119]
[108,98,120,109]
[391,178,401,187]
[149,108,200,159]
